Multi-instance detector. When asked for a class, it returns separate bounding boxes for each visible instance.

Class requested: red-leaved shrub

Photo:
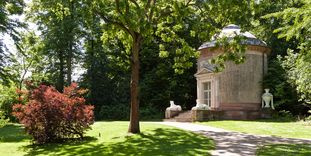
[12,83,94,144]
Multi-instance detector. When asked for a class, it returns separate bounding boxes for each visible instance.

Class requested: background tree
[0,0,25,85]
[28,0,82,91]
[0,32,44,121]
[12,32,44,91]
[249,0,300,114]
[79,1,130,120]
[265,0,311,105]
[258,0,311,115]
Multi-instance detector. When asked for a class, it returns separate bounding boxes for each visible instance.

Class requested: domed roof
[199,24,267,50]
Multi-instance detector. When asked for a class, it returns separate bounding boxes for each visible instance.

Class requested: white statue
[192,99,209,110]
[166,101,182,111]
[262,89,274,109]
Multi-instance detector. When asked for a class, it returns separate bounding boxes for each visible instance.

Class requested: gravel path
[159,122,311,156]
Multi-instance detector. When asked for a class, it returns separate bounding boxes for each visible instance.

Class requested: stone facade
[194,24,271,120]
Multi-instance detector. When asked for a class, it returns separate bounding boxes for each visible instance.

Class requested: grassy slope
[0,122,214,156]
[199,120,311,139]
[257,144,311,156]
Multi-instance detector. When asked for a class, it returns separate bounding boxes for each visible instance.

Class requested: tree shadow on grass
[252,119,296,123]
[256,144,311,156]
[23,128,214,156]
[0,124,30,142]
[205,119,296,123]
[198,130,311,156]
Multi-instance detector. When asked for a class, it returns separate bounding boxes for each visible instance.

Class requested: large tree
[94,0,252,133]
[94,0,201,133]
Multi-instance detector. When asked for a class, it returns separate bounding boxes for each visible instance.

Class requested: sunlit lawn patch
[198,120,311,139]
[257,144,311,156]
[0,122,214,156]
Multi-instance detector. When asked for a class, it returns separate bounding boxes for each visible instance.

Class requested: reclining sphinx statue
[166,101,182,111]
[165,101,182,118]
[192,99,209,110]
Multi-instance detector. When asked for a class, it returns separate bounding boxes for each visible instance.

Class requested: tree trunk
[67,43,72,85]
[57,51,65,92]
[128,34,142,134]
[66,0,74,85]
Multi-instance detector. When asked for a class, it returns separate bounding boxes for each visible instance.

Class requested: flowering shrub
[12,83,94,144]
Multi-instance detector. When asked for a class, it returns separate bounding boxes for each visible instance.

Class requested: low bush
[98,104,129,120]
[12,83,94,144]
[272,110,295,121]
[304,111,311,126]
[0,83,20,121]
[0,110,8,128]
[140,106,164,121]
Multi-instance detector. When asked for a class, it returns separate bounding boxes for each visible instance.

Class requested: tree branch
[186,0,193,7]
[129,0,140,9]
[95,10,134,38]
[145,0,152,12]
[152,7,173,24]
[147,0,156,22]
[19,59,33,89]
[115,0,124,16]
[125,1,130,16]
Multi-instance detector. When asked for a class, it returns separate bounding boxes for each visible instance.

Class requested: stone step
[175,118,192,122]
[221,106,259,111]
[175,111,192,118]
[163,118,192,122]
[165,110,192,122]
[221,103,261,110]
[163,118,177,122]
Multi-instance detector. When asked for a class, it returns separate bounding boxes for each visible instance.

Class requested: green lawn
[0,121,214,156]
[198,120,311,139]
[257,144,311,156]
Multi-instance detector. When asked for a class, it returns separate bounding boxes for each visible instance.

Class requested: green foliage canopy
[92,0,254,132]
[264,0,311,104]
[0,0,25,85]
